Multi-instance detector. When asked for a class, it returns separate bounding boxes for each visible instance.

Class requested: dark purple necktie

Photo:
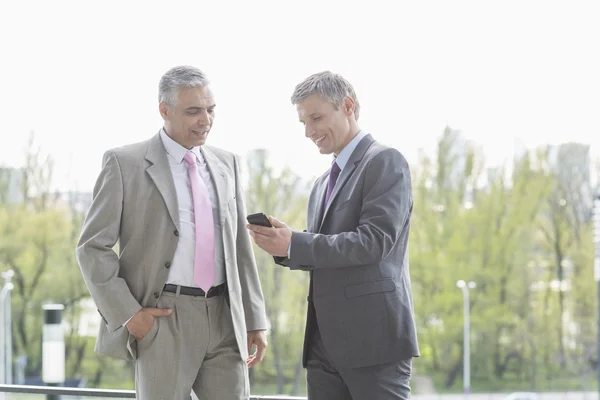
[324,159,341,206]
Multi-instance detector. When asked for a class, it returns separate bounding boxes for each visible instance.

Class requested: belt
[163,283,227,298]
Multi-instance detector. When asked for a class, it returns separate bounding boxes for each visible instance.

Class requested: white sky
[1,0,599,191]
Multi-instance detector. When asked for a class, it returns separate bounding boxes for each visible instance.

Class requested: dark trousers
[306,323,412,400]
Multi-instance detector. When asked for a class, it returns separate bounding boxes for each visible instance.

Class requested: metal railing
[0,384,307,399]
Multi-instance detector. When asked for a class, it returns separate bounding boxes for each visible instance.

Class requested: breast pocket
[333,198,353,213]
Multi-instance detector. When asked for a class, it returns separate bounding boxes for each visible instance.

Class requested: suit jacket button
[164,262,171,269]
[174,229,179,237]
[153,292,160,299]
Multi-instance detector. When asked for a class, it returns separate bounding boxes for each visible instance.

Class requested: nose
[197,110,211,126]
[305,124,315,138]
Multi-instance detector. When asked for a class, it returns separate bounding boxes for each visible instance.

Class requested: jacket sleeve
[76,150,142,331]
[233,155,268,331]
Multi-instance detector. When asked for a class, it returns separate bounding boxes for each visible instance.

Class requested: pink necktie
[183,152,215,292]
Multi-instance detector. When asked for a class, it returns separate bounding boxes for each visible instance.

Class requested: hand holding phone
[246,212,273,227]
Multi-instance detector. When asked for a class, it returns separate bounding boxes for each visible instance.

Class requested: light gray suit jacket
[76,132,267,361]
[276,134,419,369]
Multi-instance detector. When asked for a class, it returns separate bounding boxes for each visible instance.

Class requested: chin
[318,146,333,155]
[194,135,209,146]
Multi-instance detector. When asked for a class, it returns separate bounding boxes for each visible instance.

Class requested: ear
[159,102,170,121]
[343,96,355,117]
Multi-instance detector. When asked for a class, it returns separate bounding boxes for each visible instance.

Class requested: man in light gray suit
[247,71,419,399]
[77,65,268,399]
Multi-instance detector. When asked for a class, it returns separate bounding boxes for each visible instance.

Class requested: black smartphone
[246,212,273,227]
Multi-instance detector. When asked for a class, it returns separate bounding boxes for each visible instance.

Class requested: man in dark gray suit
[247,71,419,399]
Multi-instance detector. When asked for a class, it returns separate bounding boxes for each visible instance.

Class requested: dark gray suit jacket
[275,134,419,369]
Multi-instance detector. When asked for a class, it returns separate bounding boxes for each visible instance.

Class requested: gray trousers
[134,289,249,400]
[306,324,412,400]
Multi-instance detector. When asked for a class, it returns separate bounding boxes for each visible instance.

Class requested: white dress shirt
[334,130,368,171]
[123,130,227,327]
[160,129,226,287]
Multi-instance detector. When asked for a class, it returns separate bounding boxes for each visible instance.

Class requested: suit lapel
[201,147,228,225]
[145,132,180,229]
[309,174,328,232]
[318,135,375,231]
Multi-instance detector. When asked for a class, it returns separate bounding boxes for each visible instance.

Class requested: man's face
[160,86,216,148]
[296,94,354,156]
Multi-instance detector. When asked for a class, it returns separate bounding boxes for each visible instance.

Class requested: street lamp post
[593,192,600,396]
[0,270,15,386]
[457,279,476,395]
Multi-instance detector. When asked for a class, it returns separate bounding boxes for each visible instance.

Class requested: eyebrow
[184,104,216,111]
[301,113,319,120]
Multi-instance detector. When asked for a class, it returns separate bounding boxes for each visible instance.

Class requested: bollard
[42,304,65,400]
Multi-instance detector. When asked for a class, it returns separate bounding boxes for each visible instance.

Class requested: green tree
[410,128,557,390]
[534,143,596,380]
[244,149,310,395]
[0,135,132,387]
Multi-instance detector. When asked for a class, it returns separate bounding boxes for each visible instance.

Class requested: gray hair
[290,71,361,120]
[159,65,210,106]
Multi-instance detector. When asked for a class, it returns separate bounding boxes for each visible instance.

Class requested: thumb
[269,216,284,228]
[146,307,172,317]
[247,335,254,355]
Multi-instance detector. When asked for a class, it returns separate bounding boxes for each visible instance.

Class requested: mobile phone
[246,212,273,227]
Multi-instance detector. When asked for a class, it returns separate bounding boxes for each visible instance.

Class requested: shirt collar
[160,128,202,164]
[334,130,368,171]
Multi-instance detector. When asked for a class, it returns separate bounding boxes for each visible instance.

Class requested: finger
[247,336,254,356]
[254,235,268,245]
[254,342,267,364]
[269,216,284,228]
[146,307,172,317]
[246,224,273,235]
[247,351,264,367]
[246,354,257,367]
[252,234,269,247]
[249,232,268,244]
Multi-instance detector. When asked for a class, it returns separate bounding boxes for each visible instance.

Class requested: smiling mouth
[315,136,325,144]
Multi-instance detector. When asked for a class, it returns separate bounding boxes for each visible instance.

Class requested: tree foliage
[1,132,597,394]
[410,128,597,391]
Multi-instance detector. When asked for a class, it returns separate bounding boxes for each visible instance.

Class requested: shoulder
[364,141,409,171]
[204,145,237,165]
[104,138,151,165]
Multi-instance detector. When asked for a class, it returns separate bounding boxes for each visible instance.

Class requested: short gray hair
[159,65,210,106]
[290,71,360,120]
